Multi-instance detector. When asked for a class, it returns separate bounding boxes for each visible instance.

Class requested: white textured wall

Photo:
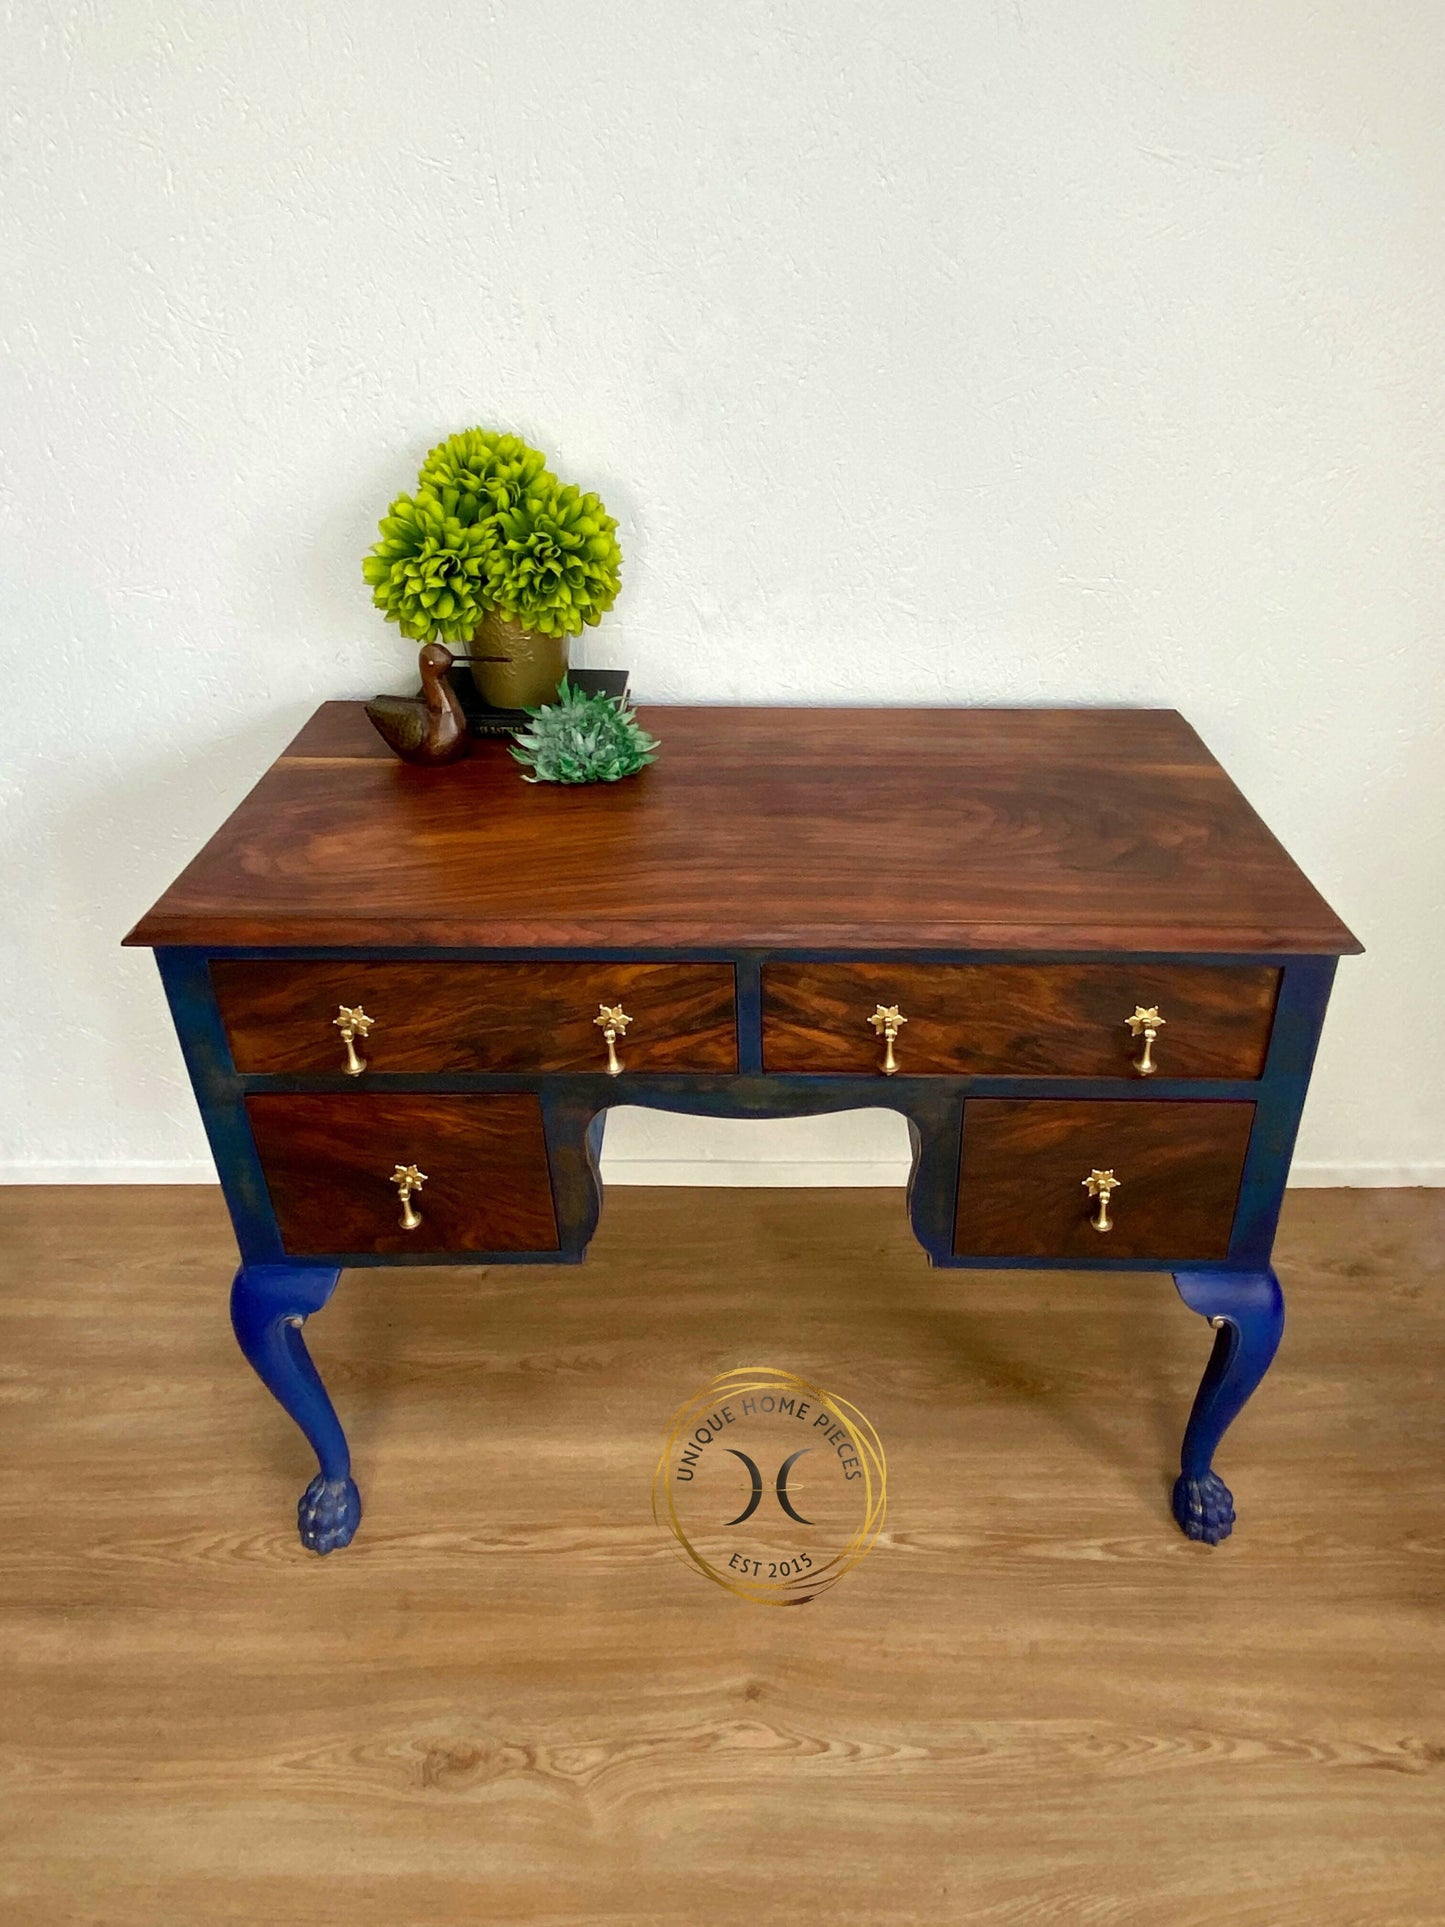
[3,2,1441,1187]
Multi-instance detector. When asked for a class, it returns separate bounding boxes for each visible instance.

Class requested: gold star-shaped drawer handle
[868,1004,907,1077]
[595,1003,632,1077]
[390,1163,427,1232]
[1124,1004,1165,1076]
[1083,1168,1121,1233]
[333,1004,374,1077]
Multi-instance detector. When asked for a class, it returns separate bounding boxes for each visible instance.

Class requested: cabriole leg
[1170,1268,1284,1545]
[230,1264,360,1554]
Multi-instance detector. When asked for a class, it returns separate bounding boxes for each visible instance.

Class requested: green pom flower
[418,429,553,525]
[510,677,658,784]
[486,482,623,640]
[361,488,493,644]
[361,428,625,650]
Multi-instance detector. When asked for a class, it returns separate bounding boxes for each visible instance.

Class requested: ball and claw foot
[1172,1470,1236,1545]
[298,1474,362,1554]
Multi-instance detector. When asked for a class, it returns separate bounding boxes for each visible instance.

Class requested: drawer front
[215,961,737,1074]
[763,963,1278,1078]
[953,1098,1255,1260]
[246,1092,559,1255]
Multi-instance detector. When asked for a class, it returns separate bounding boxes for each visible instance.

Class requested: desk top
[125,704,1359,955]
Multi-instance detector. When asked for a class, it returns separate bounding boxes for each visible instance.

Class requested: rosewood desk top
[126,705,1360,957]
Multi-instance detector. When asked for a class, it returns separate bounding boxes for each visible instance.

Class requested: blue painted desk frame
[158,943,1337,1556]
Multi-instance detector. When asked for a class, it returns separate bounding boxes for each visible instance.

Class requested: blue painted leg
[1170,1269,1284,1544]
[230,1264,361,1554]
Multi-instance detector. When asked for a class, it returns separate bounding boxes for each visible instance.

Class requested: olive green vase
[469,610,569,711]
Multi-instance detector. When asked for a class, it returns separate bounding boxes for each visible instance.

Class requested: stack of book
[443,666,632,738]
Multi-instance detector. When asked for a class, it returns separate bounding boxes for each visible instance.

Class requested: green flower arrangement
[486,483,623,640]
[360,488,494,644]
[418,428,552,523]
[363,428,622,646]
[510,676,659,784]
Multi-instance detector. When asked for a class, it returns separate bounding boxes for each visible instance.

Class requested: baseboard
[3,1157,1443,1187]
[600,1157,917,1186]
[1285,1161,1445,1187]
[0,1160,225,1184]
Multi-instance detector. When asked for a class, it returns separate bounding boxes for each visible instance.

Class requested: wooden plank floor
[1,1185,1442,1926]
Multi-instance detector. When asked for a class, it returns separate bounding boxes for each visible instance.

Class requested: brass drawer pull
[594,1003,632,1076]
[1125,1004,1165,1076]
[868,1003,907,1076]
[1083,1167,1120,1233]
[390,1163,426,1232]
[333,1004,374,1076]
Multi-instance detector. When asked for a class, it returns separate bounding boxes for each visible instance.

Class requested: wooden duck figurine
[365,643,472,765]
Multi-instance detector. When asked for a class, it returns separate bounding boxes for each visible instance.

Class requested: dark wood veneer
[215,960,737,1074]
[124,705,1361,954]
[763,962,1279,1078]
[245,1093,558,1255]
[954,1099,1256,1261]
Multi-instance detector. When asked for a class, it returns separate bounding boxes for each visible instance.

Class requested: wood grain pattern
[123,705,1361,954]
[763,961,1280,1077]
[1,1184,1441,1925]
[245,1093,558,1255]
[954,1098,1256,1259]
[214,959,738,1074]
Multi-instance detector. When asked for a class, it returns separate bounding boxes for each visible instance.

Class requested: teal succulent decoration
[418,428,552,524]
[486,481,623,640]
[511,677,658,784]
[361,488,493,643]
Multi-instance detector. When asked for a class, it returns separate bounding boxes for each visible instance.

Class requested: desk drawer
[246,1092,559,1255]
[215,961,737,1074]
[762,962,1278,1079]
[954,1098,1255,1260]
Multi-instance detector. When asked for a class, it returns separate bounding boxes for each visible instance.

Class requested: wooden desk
[126,705,1360,1554]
